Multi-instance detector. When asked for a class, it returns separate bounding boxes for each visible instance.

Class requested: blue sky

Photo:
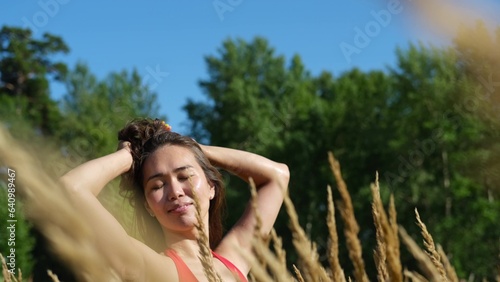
[2,1,499,134]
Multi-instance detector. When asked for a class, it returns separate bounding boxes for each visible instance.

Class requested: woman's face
[142,145,215,233]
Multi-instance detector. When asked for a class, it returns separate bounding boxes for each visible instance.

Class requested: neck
[162,226,211,257]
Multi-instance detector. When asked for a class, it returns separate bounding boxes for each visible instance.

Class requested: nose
[166,180,185,201]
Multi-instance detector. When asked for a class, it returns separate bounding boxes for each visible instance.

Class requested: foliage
[185,30,499,279]
[57,62,164,161]
[0,25,164,280]
[0,26,68,135]
[0,21,498,280]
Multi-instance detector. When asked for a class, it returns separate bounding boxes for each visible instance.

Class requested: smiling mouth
[168,203,192,213]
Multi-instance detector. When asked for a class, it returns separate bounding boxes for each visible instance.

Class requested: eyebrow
[145,165,194,184]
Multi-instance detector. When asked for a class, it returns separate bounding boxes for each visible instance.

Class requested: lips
[168,203,193,213]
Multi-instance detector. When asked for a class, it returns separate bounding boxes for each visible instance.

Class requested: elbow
[275,163,290,192]
[59,175,77,193]
[59,175,84,195]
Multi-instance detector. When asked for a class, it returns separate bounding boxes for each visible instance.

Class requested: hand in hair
[117,140,132,153]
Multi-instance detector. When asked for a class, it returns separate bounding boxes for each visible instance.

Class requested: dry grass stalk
[326,185,346,282]
[403,269,429,282]
[371,173,389,282]
[1,254,17,282]
[437,244,459,282]
[47,270,61,282]
[399,226,441,280]
[0,127,118,281]
[389,194,402,275]
[248,177,273,275]
[235,244,275,282]
[270,228,287,271]
[328,151,369,282]
[189,178,223,282]
[373,250,387,282]
[6,125,496,281]
[415,209,448,282]
[371,172,403,282]
[251,237,293,282]
[249,178,264,235]
[246,180,290,282]
[283,192,330,282]
[293,264,305,282]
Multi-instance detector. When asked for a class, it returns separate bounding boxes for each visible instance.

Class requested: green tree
[0,24,168,280]
[449,22,500,278]
[31,62,165,281]
[57,62,164,161]
[0,26,69,280]
[186,37,303,264]
[0,26,69,135]
[387,42,500,279]
[53,61,165,240]
[453,21,500,197]
[185,35,499,279]
[184,37,396,277]
[297,68,396,276]
[185,37,288,149]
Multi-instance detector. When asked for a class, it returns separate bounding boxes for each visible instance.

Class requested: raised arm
[200,145,289,273]
[60,143,132,196]
[59,146,151,280]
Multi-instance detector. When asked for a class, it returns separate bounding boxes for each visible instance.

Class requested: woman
[60,118,289,281]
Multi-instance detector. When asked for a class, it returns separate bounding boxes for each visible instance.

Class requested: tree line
[0,22,499,280]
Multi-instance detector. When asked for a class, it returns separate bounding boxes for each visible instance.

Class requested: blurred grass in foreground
[1,125,498,281]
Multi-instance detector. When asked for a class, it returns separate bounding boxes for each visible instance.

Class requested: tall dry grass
[1,124,499,281]
[328,152,369,282]
[0,126,120,281]
[190,178,223,282]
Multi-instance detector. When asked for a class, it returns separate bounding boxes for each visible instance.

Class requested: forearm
[200,145,289,188]
[60,148,132,196]
[208,145,290,266]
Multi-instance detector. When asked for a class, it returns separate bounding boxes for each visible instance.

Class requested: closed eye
[148,182,165,191]
[178,174,194,182]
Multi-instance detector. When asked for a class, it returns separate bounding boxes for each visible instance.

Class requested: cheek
[146,190,164,206]
[189,177,210,196]
[189,178,204,193]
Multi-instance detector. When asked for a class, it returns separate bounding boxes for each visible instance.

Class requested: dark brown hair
[117,118,226,251]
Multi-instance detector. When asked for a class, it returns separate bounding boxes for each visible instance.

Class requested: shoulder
[127,238,179,282]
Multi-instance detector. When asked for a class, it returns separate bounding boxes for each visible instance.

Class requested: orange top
[165,249,248,282]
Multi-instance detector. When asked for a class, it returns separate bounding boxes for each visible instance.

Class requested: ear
[209,182,215,200]
[144,201,155,217]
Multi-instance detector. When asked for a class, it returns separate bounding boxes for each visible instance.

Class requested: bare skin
[60,143,289,281]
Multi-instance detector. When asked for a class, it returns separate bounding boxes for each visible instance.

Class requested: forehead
[143,145,200,175]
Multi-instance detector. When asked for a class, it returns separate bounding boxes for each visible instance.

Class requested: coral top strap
[165,249,248,282]
[165,249,198,282]
[211,251,248,282]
